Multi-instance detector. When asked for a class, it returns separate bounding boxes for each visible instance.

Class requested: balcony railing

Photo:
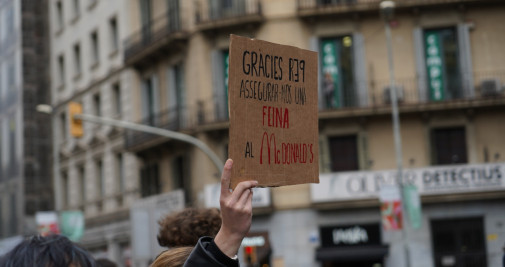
[195,0,262,27]
[297,0,496,15]
[124,2,188,66]
[125,70,505,149]
[320,70,505,113]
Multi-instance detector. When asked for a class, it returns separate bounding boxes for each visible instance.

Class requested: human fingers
[237,187,254,209]
[220,159,233,198]
[229,180,258,204]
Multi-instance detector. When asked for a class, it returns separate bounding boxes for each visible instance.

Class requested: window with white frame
[73,43,81,77]
[109,16,119,52]
[93,93,101,116]
[73,0,80,18]
[78,166,86,205]
[61,171,68,208]
[96,159,104,198]
[57,54,65,88]
[56,1,64,30]
[90,30,99,66]
[116,153,124,193]
[112,82,121,117]
[60,112,67,141]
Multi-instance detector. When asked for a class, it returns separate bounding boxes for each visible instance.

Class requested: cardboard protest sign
[228,35,319,188]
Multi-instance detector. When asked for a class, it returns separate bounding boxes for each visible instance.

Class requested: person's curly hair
[157,208,222,247]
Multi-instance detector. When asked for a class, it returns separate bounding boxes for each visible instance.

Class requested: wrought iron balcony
[125,106,191,150]
[297,0,500,17]
[125,70,505,150]
[124,2,189,69]
[195,0,263,31]
[318,70,505,118]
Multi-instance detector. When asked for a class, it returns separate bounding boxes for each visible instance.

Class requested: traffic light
[68,102,83,138]
[244,246,257,265]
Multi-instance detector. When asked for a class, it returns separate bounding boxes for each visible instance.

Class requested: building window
[61,171,68,208]
[0,198,3,237]
[424,27,462,101]
[112,82,121,117]
[58,54,65,87]
[90,31,99,66]
[60,112,67,141]
[73,43,81,77]
[7,59,15,93]
[140,163,160,197]
[140,0,152,28]
[431,127,467,165]
[6,4,15,39]
[167,0,180,31]
[56,1,64,30]
[0,63,5,97]
[73,0,80,18]
[0,130,3,180]
[172,156,190,203]
[211,50,229,121]
[109,16,119,52]
[79,166,86,205]
[328,135,359,172]
[93,93,101,116]
[320,36,356,108]
[142,76,156,125]
[431,217,487,266]
[8,118,16,177]
[116,153,124,193]
[9,194,17,235]
[96,160,104,198]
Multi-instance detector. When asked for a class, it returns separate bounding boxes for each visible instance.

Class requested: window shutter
[141,79,149,120]
[167,67,177,126]
[211,50,225,120]
[413,27,427,103]
[353,32,369,107]
[457,24,474,98]
[309,36,323,110]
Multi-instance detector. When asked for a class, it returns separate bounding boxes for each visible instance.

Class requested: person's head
[150,247,193,267]
[95,258,117,267]
[157,208,221,247]
[0,234,96,267]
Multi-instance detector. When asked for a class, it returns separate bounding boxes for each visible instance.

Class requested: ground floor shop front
[249,163,505,267]
[250,199,504,267]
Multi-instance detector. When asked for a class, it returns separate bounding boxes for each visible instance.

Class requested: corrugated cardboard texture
[228,35,319,188]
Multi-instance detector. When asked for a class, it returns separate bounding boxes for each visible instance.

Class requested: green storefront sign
[403,184,422,229]
[60,211,85,242]
[321,40,340,108]
[425,32,445,101]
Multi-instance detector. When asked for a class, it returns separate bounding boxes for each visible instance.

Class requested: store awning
[315,245,389,262]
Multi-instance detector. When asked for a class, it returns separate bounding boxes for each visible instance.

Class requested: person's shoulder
[183,237,239,267]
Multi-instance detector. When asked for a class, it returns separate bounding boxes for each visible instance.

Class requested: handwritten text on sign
[229,35,319,188]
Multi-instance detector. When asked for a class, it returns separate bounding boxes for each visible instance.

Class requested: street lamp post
[380,1,411,267]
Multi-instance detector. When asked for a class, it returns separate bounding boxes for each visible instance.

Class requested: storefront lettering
[318,164,505,203]
[422,165,502,188]
[332,226,368,245]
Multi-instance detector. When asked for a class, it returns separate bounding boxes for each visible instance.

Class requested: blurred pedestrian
[157,207,221,247]
[0,234,96,267]
[96,258,117,267]
[150,247,193,267]
[184,159,257,267]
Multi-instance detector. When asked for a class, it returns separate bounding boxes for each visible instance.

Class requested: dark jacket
[183,236,239,267]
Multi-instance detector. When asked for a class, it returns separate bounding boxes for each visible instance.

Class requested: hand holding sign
[214,159,258,258]
[228,35,319,188]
